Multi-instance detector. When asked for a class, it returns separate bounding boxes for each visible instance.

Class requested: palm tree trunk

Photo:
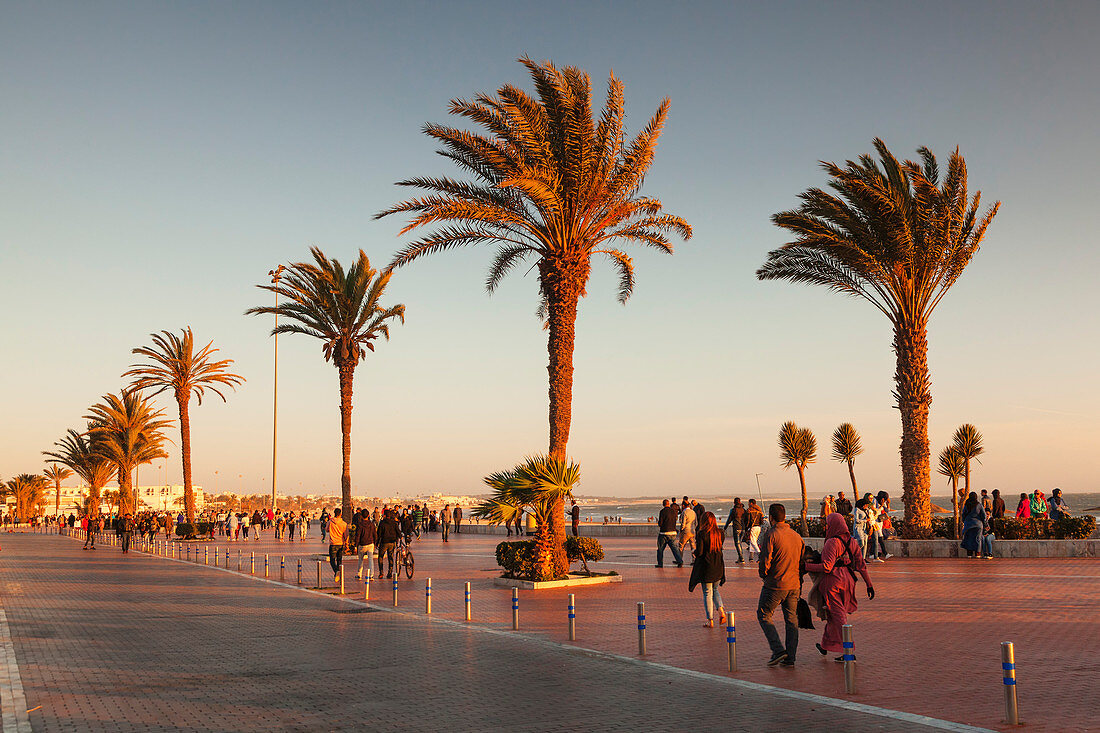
[54,477,61,516]
[797,464,808,536]
[894,317,932,537]
[544,283,579,579]
[117,464,132,517]
[847,460,858,496]
[337,361,355,521]
[951,477,960,540]
[178,394,196,524]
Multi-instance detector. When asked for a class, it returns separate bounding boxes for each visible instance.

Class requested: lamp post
[755,473,765,505]
[269,264,285,513]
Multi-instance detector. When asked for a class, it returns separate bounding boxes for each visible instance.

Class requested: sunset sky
[3,1,1098,500]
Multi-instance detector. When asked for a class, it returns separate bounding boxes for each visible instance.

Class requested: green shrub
[1053,516,1096,539]
[564,536,604,563]
[495,540,538,579]
[174,522,214,538]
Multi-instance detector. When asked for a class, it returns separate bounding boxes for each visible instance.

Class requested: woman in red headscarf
[805,513,875,661]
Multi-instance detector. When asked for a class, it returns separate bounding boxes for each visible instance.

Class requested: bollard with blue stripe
[1002,642,1019,724]
[297,559,302,585]
[512,588,520,630]
[464,582,471,621]
[842,624,856,693]
[568,593,576,641]
[637,602,647,655]
[425,578,432,614]
[393,576,399,607]
[280,556,285,581]
[727,611,737,672]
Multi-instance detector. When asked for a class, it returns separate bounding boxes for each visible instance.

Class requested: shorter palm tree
[952,424,984,510]
[102,489,120,517]
[778,421,817,535]
[472,455,580,582]
[937,445,966,539]
[44,429,116,517]
[43,464,73,516]
[831,423,863,496]
[4,474,50,520]
[86,391,172,516]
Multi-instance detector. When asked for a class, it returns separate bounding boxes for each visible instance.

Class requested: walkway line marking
[57,533,995,733]
[0,608,33,733]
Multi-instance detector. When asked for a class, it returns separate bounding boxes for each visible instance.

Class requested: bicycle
[394,537,415,579]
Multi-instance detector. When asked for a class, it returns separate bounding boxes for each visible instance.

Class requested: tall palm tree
[376,57,691,575]
[937,445,966,539]
[472,455,580,582]
[4,474,50,520]
[43,464,73,516]
[778,421,817,535]
[124,328,244,523]
[85,391,172,516]
[246,248,405,521]
[831,423,863,496]
[951,423,984,511]
[757,140,999,536]
[44,429,116,517]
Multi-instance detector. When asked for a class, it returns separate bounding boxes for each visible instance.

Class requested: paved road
[0,532,1004,733]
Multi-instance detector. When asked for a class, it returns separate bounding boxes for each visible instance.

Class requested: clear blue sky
[3,1,1098,500]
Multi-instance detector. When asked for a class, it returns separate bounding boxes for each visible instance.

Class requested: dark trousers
[454,518,461,533]
[84,529,96,547]
[378,542,397,575]
[441,523,450,541]
[121,532,131,553]
[656,533,683,566]
[328,544,344,577]
[571,522,579,537]
[758,587,800,660]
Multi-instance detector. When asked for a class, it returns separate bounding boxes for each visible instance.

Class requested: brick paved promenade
[1,529,1097,731]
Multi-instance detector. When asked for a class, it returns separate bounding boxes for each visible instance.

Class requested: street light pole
[755,473,765,505]
[269,265,285,513]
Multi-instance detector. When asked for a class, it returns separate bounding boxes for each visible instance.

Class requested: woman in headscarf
[1049,488,1071,520]
[688,512,726,628]
[805,513,875,661]
[1015,493,1031,519]
[852,496,873,558]
[960,492,987,558]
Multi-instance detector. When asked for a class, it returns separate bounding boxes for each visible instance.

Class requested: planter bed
[493,573,623,590]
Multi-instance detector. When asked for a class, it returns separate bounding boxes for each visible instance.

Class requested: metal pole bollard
[264,554,269,578]
[213,547,218,565]
[204,547,208,565]
[339,568,345,595]
[186,545,191,561]
[236,549,241,571]
[637,602,647,655]
[225,548,230,569]
[250,552,255,574]
[842,624,856,694]
[393,577,399,607]
[425,578,432,614]
[280,556,285,581]
[297,559,302,585]
[317,561,323,589]
[1002,642,1019,725]
[568,593,576,641]
[364,568,371,601]
[727,611,737,672]
[512,588,519,630]
[464,582,471,621]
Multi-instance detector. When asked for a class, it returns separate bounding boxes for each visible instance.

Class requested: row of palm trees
[37,329,242,524]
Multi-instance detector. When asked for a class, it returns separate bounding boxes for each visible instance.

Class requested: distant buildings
[39,485,204,515]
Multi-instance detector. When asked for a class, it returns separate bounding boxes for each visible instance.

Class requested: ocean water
[576,492,1100,523]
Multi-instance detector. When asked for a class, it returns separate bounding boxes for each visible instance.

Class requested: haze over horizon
[3,2,1099,500]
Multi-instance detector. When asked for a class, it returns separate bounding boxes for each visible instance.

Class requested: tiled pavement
[1,530,1096,732]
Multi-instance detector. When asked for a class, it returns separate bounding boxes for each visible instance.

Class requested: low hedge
[496,537,606,579]
[174,522,214,538]
[887,516,1094,540]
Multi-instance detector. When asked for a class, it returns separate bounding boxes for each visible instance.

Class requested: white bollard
[1002,641,1019,725]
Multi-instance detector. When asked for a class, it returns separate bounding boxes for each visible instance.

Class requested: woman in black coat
[688,512,726,627]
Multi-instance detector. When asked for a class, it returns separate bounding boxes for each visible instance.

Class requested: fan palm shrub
[778,421,817,535]
[44,429,116,517]
[831,423,863,496]
[472,455,580,581]
[124,328,244,523]
[85,390,172,516]
[951,424,984,511]
[937,445,966,539]
[377,58,690,575]
[247,248,405,520]
[43,464,72,516]
[757,139,999,536]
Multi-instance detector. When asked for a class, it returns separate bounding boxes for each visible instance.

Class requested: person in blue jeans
[655,499,684,567]
[757,504,804,666]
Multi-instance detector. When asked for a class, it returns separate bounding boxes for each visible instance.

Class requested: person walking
[688,512,726,628]
[353,508,376,580]
[655,499,684,568]
[757,503,804,667]
[805,513,875,662]
[327,508,348,581]
[118,513,132,554]
[453,505,462,534]
[678,500,697,559]
[570,500,580,538]
[744,499,764,562]
[834,491,852,516]
[722,498,746,563]
[82,514,99,550]
[440,504,451,543]
[853,496,873,559]
[376,510,400,578]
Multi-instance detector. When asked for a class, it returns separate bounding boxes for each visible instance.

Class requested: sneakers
[780,658,796,667]
[873,557,885,563]
[767,651,788,667]
[883,553,893,560]
[816,643,828,656]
